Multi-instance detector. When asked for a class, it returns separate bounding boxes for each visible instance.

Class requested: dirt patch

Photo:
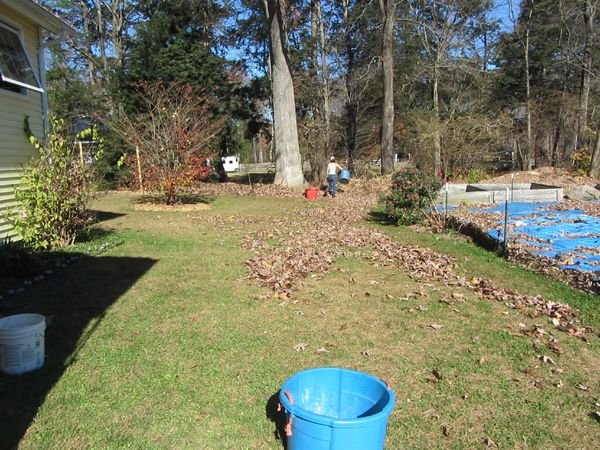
[486,167,597,193]
[132,202,210,212]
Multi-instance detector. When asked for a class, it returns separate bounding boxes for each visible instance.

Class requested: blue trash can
[338,169,351,184]
[279,367,395,450]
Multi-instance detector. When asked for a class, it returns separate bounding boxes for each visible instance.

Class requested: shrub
[572,148,591,176]
[382,168,442,225]
[108,81,222,204]
[10,117,97,250]
[467,167,487,184]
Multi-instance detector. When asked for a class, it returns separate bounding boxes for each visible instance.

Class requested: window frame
[0,20,43,94]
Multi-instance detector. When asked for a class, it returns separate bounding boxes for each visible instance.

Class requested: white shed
[221,155,240,172]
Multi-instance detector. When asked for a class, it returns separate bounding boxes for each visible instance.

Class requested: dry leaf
[430,324,444,330]
[361,350,372,357]
[316,347,329,354]
[293,342,307,352]
[538,355,556,365]
[576,383,589,391]
[484,437,498,449]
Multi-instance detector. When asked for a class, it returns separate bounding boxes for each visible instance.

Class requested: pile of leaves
[553,199,600,217]
[195,182,301,198]
[236,193,593,339]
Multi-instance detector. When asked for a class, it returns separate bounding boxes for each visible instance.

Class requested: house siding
[0,7,44,241]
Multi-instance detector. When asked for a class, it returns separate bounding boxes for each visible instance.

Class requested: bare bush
[108,82,223,204]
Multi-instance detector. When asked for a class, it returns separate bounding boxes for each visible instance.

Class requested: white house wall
[0,7,44,241]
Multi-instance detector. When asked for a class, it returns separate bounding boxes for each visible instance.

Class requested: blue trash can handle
[381,378,391,390]
[283,390,294,436]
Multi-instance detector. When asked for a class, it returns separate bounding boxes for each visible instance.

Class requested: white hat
[330,156,335,161]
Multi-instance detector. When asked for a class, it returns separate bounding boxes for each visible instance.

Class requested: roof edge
[0,0,75,36]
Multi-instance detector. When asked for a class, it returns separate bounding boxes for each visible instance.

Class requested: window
[0,21,42,93]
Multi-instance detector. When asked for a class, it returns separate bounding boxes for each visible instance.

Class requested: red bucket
[305,187,319,200]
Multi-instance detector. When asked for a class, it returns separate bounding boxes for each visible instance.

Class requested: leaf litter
[191,185,595,344]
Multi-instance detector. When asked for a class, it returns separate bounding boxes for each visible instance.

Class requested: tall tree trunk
[312,0,331,183]
[379,0,395,175]
[110,0,127,69]
[523,1,534,170]
[96,0,108,74]
[432,64,441,177]
[79,0,97,85]
[553,53,570,167]
[590,130,600,179]
[317,0,331,155]
[342,0,357,170]
[266,0,305,188]
[579,0,596,148]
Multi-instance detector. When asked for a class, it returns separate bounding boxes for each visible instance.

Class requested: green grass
[1,192,599,449]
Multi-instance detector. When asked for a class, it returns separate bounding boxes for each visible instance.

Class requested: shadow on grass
[75,226,116,243]
[227,172,276,185]
[366,209,395,225]
[266,390,288,450]
[0,253,157,450]
[135,193,216,205]
[89,209,126,224]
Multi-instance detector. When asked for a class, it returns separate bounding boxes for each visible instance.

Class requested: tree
[120,0,230,96]
[108,82,223,204]
[405,0,494,175]
[590,131,600,179]
[379,0,395,174]
[42,0,140,93]
[265,0,305,188]
[510,0,535,170]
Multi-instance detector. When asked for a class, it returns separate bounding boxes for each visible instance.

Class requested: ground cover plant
[0,189,598,449]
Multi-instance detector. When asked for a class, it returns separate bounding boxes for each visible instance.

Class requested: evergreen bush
[382,168,442,225]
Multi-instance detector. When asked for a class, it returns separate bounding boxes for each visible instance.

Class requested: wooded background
[39,0,600,185]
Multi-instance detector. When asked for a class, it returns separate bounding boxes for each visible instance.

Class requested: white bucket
[0,313,46,375]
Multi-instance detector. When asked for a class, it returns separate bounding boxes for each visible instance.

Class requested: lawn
[1,190,599,449]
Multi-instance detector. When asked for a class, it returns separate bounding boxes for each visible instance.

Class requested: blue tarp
[477,202,600,274]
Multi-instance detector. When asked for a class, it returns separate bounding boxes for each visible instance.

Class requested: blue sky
[491,0,521,31]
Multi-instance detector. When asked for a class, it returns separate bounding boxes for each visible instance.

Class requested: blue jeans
[327,175,337,197]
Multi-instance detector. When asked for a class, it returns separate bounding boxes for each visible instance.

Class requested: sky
[491,0,521,31]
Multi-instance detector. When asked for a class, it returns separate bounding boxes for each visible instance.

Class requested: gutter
[38,29,71,137]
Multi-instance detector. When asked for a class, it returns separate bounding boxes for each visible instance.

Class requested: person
[325,156,343,198]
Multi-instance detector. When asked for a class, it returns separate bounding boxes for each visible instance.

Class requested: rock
[564,185,600,201]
